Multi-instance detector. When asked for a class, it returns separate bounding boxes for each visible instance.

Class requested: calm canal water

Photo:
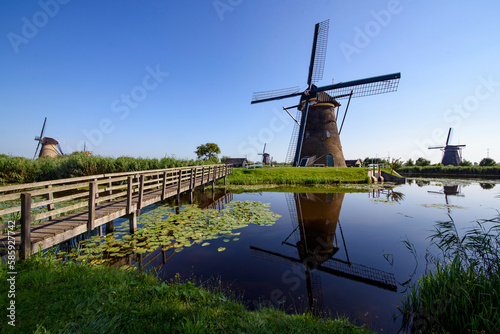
[108,178,499,333]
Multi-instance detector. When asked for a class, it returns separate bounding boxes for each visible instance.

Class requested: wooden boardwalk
[0,164,232,259]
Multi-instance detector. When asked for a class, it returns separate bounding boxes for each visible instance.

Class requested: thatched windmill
[251,20,401,167]
[33,117,64,159]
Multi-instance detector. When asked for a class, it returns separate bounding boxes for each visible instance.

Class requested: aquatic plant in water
[58,201,280,263]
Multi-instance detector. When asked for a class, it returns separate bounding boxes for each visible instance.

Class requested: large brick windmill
[251,20,401,167]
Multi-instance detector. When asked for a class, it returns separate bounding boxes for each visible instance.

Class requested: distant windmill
[251,19,401,167]
[428,128,466,166]
[33,117,64,159]
[258,143,271,165]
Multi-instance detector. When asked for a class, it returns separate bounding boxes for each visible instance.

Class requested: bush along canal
[5,177,500,333]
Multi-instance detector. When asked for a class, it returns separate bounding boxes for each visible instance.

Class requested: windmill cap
[41,137,59,145]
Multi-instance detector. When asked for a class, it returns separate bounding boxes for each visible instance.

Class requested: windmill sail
[320,73,401,100]
[308,19,329,85]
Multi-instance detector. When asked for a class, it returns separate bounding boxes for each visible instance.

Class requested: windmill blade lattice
[309,19,329,84]
[251,86,301,104]
[321,73,401,100]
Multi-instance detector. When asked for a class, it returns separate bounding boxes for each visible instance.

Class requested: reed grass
[0,254,373,334]
[400,214,500,333]
[0,153,216,184]
[398,165,500,177]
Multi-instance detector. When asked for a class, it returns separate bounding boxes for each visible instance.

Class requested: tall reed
[400,214,500,333]
[0,152,216,184]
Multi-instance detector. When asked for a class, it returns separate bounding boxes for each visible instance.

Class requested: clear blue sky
[1,0,499,164]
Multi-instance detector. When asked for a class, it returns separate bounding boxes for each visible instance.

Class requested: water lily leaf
[217,247,226,252]
[201,242,210,247]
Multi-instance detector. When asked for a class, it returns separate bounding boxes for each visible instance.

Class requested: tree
[479,157,497,166]
[389,158,402,174]
[405,158,414,166]
[415,157,431,166]
[195,143,221,161]
[459,159,472,166]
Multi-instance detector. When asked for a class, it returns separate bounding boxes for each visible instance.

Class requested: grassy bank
[227,167,370,185]
[400,215,500,333]
[398,165,500,177]
[0,153,215,184]
[0,256,372,334]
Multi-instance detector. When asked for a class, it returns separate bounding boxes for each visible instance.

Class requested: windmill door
[327,154,334,167]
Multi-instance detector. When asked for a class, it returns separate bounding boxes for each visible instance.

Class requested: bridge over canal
[0,164,232,259]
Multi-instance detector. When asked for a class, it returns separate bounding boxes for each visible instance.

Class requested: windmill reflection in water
[251,192,398,315]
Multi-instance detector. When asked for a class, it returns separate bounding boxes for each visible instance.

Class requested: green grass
[400,214,500,333]
[398,165,500,177]
[0,256,373,334]
[0,153,217,184]
[227,167,370,185]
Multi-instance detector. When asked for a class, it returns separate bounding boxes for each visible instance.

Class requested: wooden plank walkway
[0,164,232,258]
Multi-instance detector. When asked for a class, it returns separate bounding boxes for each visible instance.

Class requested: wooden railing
[0,164,232,234]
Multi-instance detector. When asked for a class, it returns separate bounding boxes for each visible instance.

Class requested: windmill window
[326,131,331,138]
[305,132,310,139]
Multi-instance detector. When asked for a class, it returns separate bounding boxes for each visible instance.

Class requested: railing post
[162,171,167,200]
[20,192,32,259]
[224,165,227,185]
[127,176,137,234]
[212,166,216,190]
[127,176,133,215]
[88,181,97,232]
[138,174,144,210]
[46,184,55,220]
[192,167,197,189]
[107,176,113,197]
[176,169,182,204]
[188,168,194,204]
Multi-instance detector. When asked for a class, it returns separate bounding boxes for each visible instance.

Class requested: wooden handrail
[0,164,232,233]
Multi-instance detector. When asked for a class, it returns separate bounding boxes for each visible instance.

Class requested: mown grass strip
[227,167,370,185]
[0,255,373,334]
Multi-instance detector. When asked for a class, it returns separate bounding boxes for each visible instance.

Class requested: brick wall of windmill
[300,102,347,167]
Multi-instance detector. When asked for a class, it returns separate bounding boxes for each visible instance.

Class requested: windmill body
[298,90,346,167]
[39,137,60,158]
[429,128,465,166]
[258,143,271,165]
[251,20,400,166]
[33,117,64,159]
